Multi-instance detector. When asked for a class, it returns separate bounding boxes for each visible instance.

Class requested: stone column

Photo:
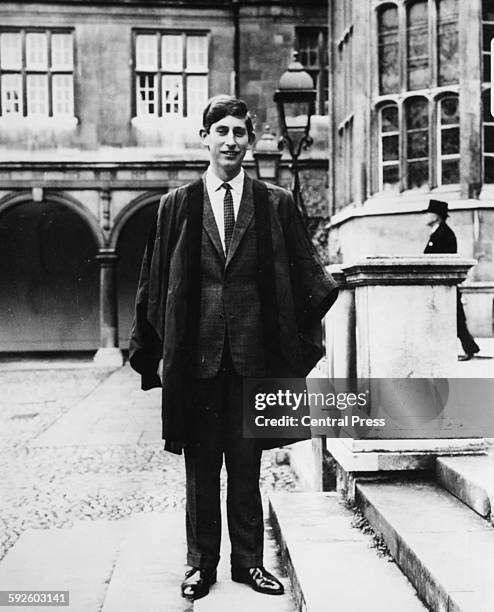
[93,249,124,367]
[325,264,355,379]
[459,0,482,199]
[325,255,486,498]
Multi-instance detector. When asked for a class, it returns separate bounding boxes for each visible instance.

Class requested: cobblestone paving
[0,367,300,562]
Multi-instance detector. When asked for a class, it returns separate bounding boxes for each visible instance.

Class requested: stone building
[327,0,494,337]
[0,0,329,359]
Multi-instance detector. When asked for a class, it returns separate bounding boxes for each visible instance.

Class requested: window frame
[0,27,75,118]
[436,93,460,186]
[295,26,328,116]
[132,29,209,119]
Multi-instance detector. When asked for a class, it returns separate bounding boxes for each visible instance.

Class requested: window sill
[0,115,78,130]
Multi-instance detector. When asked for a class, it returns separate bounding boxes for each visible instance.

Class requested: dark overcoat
[424,221,457,254]
[129,174,339,454]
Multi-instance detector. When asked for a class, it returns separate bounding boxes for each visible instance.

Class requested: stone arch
[112,191,162,347]
[0,190,102,351]
[109,191,163,250]
[0,190,106,249]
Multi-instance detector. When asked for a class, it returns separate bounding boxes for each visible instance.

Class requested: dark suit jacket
[129,173,339,452]
[423,221,457,254]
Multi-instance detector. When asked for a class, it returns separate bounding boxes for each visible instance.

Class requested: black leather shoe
[231,566,284,595]
[458,354,474,361]
[181,567,217,600]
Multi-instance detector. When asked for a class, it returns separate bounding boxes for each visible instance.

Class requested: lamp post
[252,125,282,182]
[274,51,316,217]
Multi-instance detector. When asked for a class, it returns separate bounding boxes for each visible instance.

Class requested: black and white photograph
[0,1,493,611]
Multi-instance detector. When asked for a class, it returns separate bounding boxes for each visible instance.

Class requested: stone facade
[0,0,329,353]
[327,0,494,337]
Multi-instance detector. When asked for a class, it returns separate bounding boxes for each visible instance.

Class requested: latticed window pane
[438,0,459,85]
[381,105,398,132]
[51,34,73,70]
[383,164,400,189]
[406,97,429,188]
[0,33,21,70]
[162,35,182,71]
[26,74,49,115]
[441,128,459,155]
[52,74,73,115]
[298,31,319,68]
[382,134,399,161]
[441,159,459,184]
[483,0,494,21]
[1,74,22,114]
[441,96,459,124]
[485,125,494,153]
[485,156,494,182]
[136,73,157,115]
[186,75,207,117]
[186,36,207,71]
[136,35,158,71]
[162,75,182,114]
[407,0,429,90]
[26,33,48,70]
[378,5,399,94]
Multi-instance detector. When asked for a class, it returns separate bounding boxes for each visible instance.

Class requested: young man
[129,95,338,600]
[424,199,480,360]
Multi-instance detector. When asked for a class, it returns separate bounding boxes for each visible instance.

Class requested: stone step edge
[268,496,307,612]
[435,457,492,522]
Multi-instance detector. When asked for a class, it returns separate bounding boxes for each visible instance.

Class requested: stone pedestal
[324,256,486,497]
[93,250,123,367]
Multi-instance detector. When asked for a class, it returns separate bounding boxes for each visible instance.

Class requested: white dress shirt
[205,166,244,252]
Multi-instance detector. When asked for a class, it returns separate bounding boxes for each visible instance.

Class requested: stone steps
[356,480,494,612]
[269,491,427,612]
[436,455,494,523]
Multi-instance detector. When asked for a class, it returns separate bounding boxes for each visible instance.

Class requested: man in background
[424,199,480,361]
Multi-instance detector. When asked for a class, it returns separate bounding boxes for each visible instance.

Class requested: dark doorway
[0,200,99,351]
[117,202,159,349]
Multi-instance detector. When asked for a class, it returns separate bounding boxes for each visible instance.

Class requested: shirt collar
[206,165,245,195]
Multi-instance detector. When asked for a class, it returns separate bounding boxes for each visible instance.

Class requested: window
[378,5,399,95]
[0,29,73,117]
[296,28,328,115]
[373,1,460,194]
[438,0,459,85]
[407,1,429,90]
[406,97,429,188]
[134,31,208,118]
[482,0,494,83]
[483,90,494,182]
[438,95,459,185]
[379,104,400,191]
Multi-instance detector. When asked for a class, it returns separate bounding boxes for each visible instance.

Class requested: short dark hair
[202,95,255,141]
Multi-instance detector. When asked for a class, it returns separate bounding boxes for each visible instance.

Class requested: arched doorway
[0,198,100,351]
[116,201,159,348]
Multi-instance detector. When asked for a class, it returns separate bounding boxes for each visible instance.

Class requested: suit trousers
[457,290,480,356]
[184,346,264,570]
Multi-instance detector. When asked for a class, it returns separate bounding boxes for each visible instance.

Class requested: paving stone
[101,512,189,612]
[0,521,127,612]
[269,492,427,612]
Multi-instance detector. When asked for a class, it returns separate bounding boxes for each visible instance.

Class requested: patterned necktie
[222,182,235,254]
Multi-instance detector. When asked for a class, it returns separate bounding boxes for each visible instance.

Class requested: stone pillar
[459,0,482,199]
[325,264,356,379]
[93,249,124,367]
[325,255,486,498]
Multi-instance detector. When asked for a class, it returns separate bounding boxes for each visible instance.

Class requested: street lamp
[274,51,316,216]
[252,125,282,182]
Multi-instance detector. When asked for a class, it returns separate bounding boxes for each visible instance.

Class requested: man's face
[426,212,440,227]
[200,114,252,180]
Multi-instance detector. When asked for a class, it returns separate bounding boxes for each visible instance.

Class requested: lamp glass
[256,157,278,181]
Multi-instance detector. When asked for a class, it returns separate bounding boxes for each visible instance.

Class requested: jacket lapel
[202,181,226,263]
[226,173,254,268]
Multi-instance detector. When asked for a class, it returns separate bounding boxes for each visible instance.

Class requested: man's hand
[158,359,164,385]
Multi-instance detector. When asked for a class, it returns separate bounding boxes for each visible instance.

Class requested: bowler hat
[425,199,449,218]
